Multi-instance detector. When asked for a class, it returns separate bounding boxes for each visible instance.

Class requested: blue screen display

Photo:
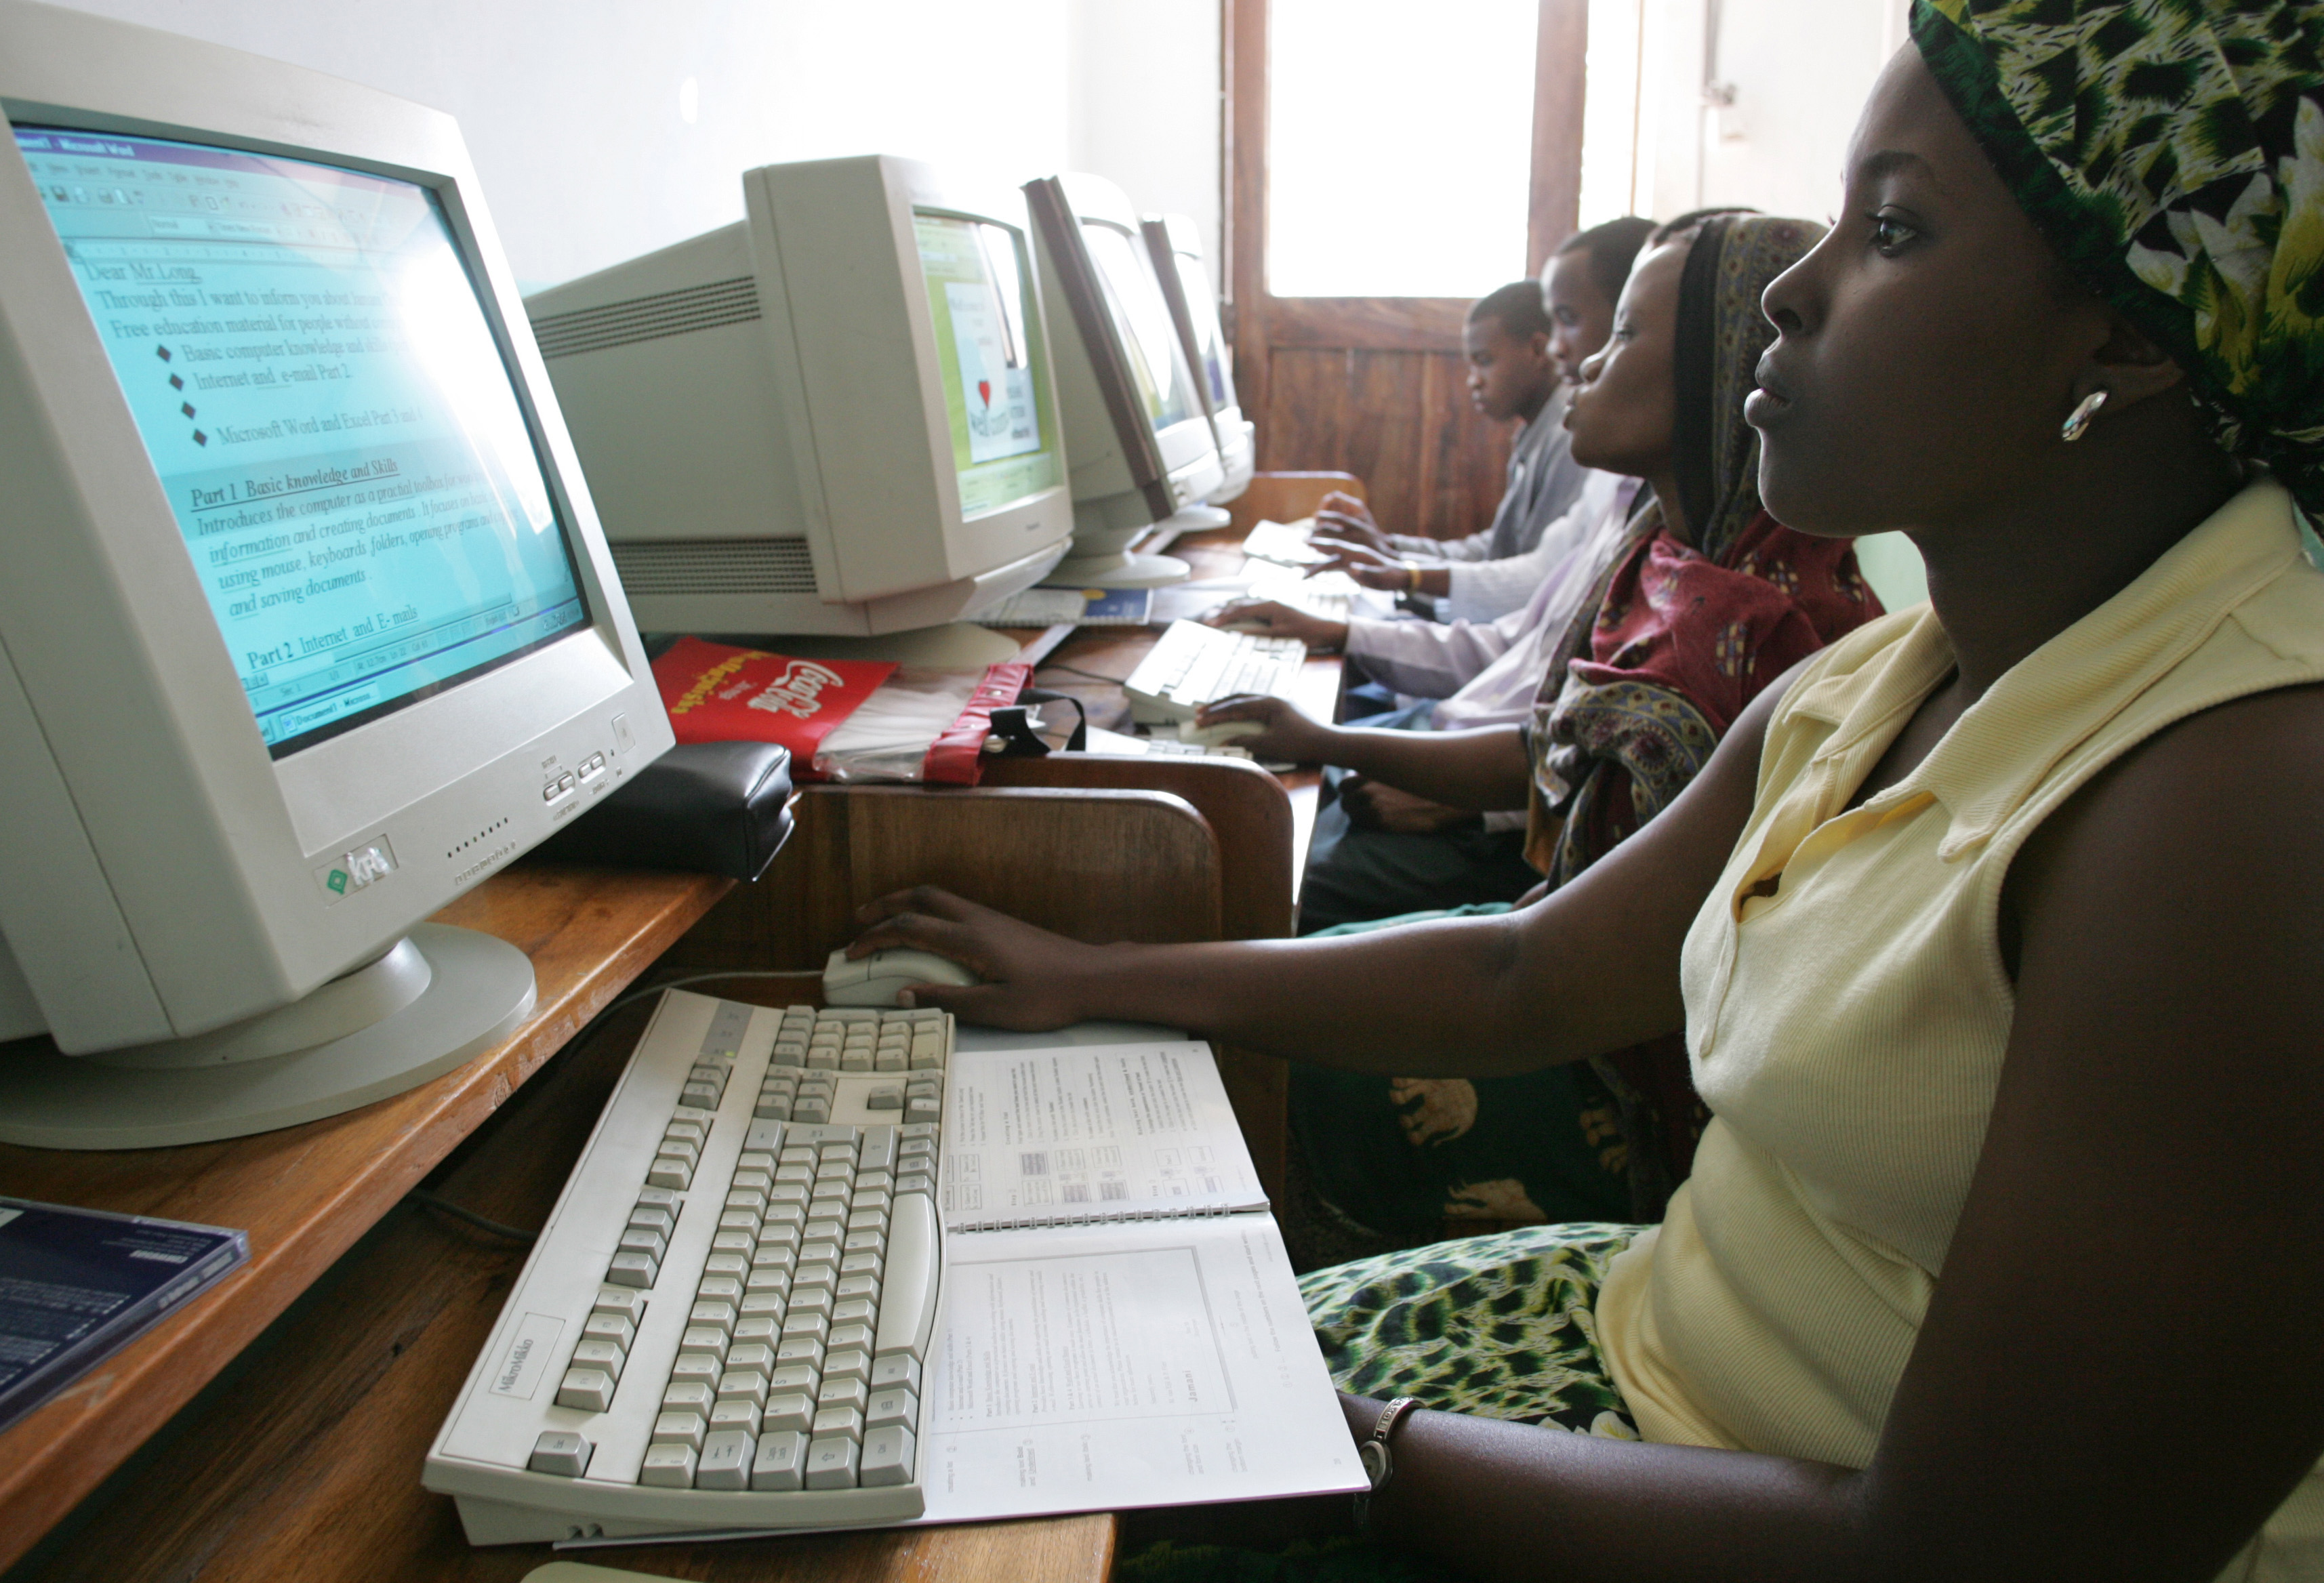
[14,125,588,757]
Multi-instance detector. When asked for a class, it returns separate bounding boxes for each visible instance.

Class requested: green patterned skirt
[1118,1223,1646,1583]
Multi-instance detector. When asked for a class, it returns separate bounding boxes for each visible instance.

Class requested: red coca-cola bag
[649,636,1031,785]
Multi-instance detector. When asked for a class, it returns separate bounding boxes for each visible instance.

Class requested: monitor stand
[1139,503,1234,558]
[0,924,536,1149]
[1042,523,1191,590]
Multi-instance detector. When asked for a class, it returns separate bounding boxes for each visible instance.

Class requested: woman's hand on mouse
[848,886,1107,1029]
[1191,695,1339,765]
[1200,598,1348,650]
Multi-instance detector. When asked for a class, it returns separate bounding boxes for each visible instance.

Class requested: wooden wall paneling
[1261,348,1513,542]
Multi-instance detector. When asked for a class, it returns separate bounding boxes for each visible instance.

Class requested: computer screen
[1078,220,1196,436]
[17,127,589,758]
[912,211,1061,520]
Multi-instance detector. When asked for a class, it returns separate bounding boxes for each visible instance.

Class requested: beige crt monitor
[1143,213,1255,512]
[525,156,1074,643]
[1024,174,1225,589]
[0,1,674,1147]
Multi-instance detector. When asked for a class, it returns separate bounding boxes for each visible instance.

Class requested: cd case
[0,1197,247,1433]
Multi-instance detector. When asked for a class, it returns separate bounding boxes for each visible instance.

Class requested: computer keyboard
[424,991,951,1544]
[1123,619,1308,724]
[1248,569,1361,624]
[1238,517,1328,569]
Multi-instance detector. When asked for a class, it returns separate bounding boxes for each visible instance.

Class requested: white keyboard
[424,992,950,1544]
[1248,569,1361,623]
[1239,517,1327,569]
[1123,619,1308,724]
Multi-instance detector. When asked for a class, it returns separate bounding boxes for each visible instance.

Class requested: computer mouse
[823,946,982,1007]
[1183,718,1266,747]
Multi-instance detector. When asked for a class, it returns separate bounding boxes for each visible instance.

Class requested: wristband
[1406,564,1423,594]
[1352,1395,1421,1534]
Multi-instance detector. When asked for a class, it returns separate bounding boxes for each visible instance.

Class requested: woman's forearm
[1324,724,1532,810]
[1054,912,1563,1075]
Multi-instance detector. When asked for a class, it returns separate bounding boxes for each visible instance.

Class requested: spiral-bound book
[937,1041,1266,1232]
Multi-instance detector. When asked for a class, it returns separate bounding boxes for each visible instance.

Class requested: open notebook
[916,1039,1360,1524]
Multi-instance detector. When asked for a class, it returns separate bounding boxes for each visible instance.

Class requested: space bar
[874,1193,939,1363]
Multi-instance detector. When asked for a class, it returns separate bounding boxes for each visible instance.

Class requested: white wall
[1582,0,1909,228]
[49,0,1221,292]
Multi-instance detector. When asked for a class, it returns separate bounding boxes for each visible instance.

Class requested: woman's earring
[2060,389,2109,443]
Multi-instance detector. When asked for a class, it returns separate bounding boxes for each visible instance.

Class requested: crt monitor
[1141,213,1255,510]
[1023,173,1225,589]
[525,155,1074,649]
[0,0,675,1147]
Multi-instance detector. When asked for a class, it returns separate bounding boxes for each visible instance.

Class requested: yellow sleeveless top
[1594,480,2324,1580]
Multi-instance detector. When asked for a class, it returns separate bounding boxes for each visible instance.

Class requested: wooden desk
[991,522,1344,895]
[0,867,1114,1583]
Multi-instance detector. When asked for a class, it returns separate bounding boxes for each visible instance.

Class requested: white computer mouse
[1183,718,1267,747]
[823,946,982,1007]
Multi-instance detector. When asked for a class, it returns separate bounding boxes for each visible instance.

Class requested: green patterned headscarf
[1913,0,2324,511]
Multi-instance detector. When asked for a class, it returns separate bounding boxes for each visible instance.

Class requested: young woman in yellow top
[849,4,2324,1576]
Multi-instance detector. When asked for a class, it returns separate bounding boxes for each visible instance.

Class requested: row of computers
[0,1,1238,1149]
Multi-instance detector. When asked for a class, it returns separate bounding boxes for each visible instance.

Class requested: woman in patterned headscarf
[859,4,2324,1576]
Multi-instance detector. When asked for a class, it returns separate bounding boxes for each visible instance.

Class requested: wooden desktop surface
[991,522,1341,889]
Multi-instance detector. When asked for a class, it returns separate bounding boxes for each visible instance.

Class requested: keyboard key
[582,1311,635,1349]
[733,1316,779,1347]
[775,1336,825,1368]
[617,1226,666,1260]
[680,1325,729,1359]
[628,1202,675,1232]
[646,1157,691,1190]
[697,1428,755,1490]
[606,1251,657,1288]
[727,1341,777,1373]
[651,1410,706,1450]
[866,1387,916,1431]
[762,1392,815,1434]
[689,1299,737,1331]
[703,1252,749,1280]
[828,1321,876,1354]
[860,1425,916,1487]
[781,1311,830,1341]
[752,1429,809,1491]
[571,1338,625,1378]
[709,1397,761,1435]
[823,1347,872,1383]
[790,1286,835,1318]
[876,1193,939,1363]
[832,1297,877,1328]
[836,1274,880,1304]
[813,1404,865,1440]
[739,1292,786,1320]
[859,1132,898,1172]
[870,1353,922,1393]
[717,1368,769,1407]
[592,1286,647,1321]
[554,1367,614,1413]
[697,1275,743,1302]
[710,1230,755,1256]
[529,1430,592,1477]
[657,1136,700,1166]
[670,1353,722,1387]
[638,1442,695,1487]
[818,1376,868,1413]
[663,1380,715,1413]
[767,1363,819,1395]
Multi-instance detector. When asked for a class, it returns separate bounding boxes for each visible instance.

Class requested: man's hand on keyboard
[1201,598,1347,651]
[1191,695,1337,766]
[1307,538,1450,597]
[847,888,1095,1031]
[1312,491,1387,552]
[1341,776,1483,835]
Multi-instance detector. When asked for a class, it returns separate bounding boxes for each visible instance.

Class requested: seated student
[1305,217,1656,623]
[844,5,2324,1576]
[1208,213,1879,1235]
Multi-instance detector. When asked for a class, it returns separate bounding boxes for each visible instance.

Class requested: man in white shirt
[1305,215,1656,623]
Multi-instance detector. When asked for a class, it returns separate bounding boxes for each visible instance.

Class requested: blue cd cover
[0,1197,247,1433]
